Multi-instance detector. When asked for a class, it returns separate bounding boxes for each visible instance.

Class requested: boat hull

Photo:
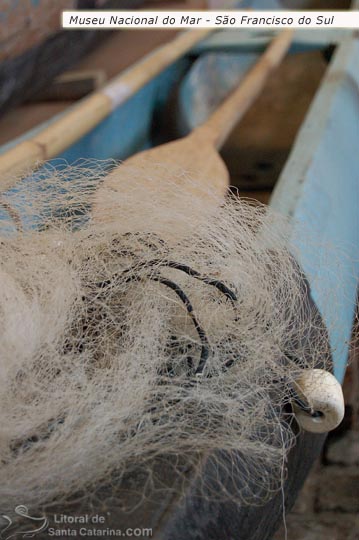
[0,11,357,538]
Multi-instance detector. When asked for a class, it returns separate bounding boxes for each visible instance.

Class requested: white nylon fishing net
[0,160,331,513]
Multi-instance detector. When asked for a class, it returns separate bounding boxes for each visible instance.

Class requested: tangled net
[0,160,331,514]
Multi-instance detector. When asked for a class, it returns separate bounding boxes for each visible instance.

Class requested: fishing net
[0,160,332,514]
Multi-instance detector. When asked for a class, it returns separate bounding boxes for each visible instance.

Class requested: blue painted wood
[271,33,359,382]
[61,59,188,163]
[0,59,188,161]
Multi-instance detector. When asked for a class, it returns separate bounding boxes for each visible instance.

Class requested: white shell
[292,369,345,433]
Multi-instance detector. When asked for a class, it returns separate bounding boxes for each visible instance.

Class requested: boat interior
[0,0,350,205]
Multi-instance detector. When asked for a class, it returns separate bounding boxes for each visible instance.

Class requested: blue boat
[0,3,357,538]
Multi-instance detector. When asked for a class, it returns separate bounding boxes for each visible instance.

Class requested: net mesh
[0,160,332,513]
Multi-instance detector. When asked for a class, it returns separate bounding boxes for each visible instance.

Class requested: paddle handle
[193,29,294,150]
[0,29,213,191]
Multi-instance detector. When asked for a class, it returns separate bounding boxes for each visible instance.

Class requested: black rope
[151,276,210,376]
[90,242,320,416]
[122,273,210,375]
[120,259,238,303]
[94,252,238,376]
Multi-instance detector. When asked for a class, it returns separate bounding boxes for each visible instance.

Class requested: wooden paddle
[0,29,213,191]
[93,30,294,227]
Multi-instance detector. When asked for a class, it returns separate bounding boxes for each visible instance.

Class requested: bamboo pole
[0,28,213,191]
[194,29,294,149]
